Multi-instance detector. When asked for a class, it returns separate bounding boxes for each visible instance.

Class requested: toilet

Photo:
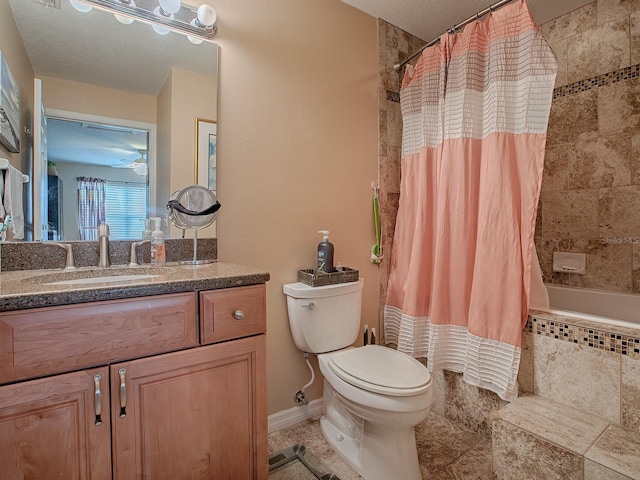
[283,278,432,480]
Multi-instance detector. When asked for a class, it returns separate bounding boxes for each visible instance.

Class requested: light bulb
[152,24,171,34]
[196,4,216,27]
[115,14,134,24]
[152,5,172,34]
[159,0,181,14]
[188,34,203,45]
[133,163,147,176]
[69,0,92,12]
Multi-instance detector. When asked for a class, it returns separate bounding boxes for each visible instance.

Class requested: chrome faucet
[50,242,77,270]
[98,223,110,268]
[129,239,150,267]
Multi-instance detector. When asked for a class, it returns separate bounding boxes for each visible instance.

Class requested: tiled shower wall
[376,19,423,316]
[376,1,640,436]
[537,0,640,294]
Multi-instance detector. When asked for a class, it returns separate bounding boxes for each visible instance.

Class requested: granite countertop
[0,262,270,312]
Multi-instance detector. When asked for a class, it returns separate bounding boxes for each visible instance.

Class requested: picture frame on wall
[0,51,20,153]
[195,118,216,192]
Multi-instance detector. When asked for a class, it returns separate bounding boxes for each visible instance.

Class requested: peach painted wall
[39,76,156,124]
[211,0,379,414]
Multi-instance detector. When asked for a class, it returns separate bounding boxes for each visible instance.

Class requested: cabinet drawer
[200,284,266,344]
[0,292,197,384]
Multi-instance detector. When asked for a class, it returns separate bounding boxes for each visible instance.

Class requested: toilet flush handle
[301,302,316,310]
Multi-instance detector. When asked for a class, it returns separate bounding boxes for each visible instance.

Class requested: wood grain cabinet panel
[0,367,111,480]
[0,293,197,384]
[0,282,268,478]
[200,284,266,344]
[111,334,268,480]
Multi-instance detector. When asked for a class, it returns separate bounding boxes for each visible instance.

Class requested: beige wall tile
[532,334,621,423]
[442,370,507,438]
[631,133,640,185]
[598,79,640,137]
[386,97,402,148]
[541,2,597,44]
[492,419,584,480]
[597,0,640,25]
[547,90,598,145]
[631,11,640,64]
[518,332,534,394]
[621,355,640,430]
[568,18,630,83]
[578,242,634,292]
[633,243,640,293]
[549,39,569,87]
[543,143,572,192]
[541,189,599,239]
[568,134,631,189]
[430,369,446,415]
[380,145,400,195]
[599,185,640,237]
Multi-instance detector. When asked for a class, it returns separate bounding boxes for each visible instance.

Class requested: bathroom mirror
[5,0,218,241]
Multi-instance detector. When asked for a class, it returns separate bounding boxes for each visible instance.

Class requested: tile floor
[268,410,495,480]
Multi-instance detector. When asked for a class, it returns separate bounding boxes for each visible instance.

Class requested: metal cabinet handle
[118,368,127,418]
[93,374,102,426]
[234,310,244,320]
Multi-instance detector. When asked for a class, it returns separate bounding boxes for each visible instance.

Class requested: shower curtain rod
[392,0,516,71]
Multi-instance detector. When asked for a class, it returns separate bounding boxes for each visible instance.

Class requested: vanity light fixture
[68,0,217,41]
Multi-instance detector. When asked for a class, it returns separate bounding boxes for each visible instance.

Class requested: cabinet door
[0,367,111,480]
[111,334,267,480]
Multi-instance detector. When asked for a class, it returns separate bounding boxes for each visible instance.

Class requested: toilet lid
[328,345,431,397]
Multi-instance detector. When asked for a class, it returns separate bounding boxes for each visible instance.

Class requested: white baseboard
[268,398,324,433]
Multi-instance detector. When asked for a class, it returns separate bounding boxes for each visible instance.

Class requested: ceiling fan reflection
[110,149,148,175]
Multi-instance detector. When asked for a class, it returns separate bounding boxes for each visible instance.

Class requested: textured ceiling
[341,0,593,44]
[7,0,218,97]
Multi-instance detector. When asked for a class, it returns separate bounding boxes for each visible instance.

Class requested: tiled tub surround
[488,310,640,479]
[372,2,640,477]
[536,0,640,295]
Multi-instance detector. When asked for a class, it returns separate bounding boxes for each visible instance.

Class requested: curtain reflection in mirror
[77,176,106,240]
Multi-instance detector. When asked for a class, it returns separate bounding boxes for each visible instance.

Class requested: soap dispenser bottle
[140,218,152,240]
[317,230,334,273]
[150,217,166,264]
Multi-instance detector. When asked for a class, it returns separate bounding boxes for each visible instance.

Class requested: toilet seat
[328,345,431,397]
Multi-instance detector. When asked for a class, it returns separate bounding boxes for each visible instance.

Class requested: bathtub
[541,284,640,326]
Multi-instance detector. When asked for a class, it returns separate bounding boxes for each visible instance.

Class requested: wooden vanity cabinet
[111,334,267,479]
[0,284,268,480]
[0,367,111,479]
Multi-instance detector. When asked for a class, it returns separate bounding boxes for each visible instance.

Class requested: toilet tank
[283,278,364,353]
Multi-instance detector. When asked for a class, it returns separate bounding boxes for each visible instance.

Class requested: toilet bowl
[283,279,433,480]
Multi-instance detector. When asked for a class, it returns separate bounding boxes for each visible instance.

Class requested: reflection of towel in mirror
[0,170,5,219]
[3,164,24,239]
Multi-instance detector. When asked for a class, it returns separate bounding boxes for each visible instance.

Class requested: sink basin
[45,274,161,286]
[29,266,173,287]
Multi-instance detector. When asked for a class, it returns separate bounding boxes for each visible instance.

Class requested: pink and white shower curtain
[384,0,556,401]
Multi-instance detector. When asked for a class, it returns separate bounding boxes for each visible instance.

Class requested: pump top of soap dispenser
[319,230,330,241]
[151,217,164,237]
[141,218,152,239]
